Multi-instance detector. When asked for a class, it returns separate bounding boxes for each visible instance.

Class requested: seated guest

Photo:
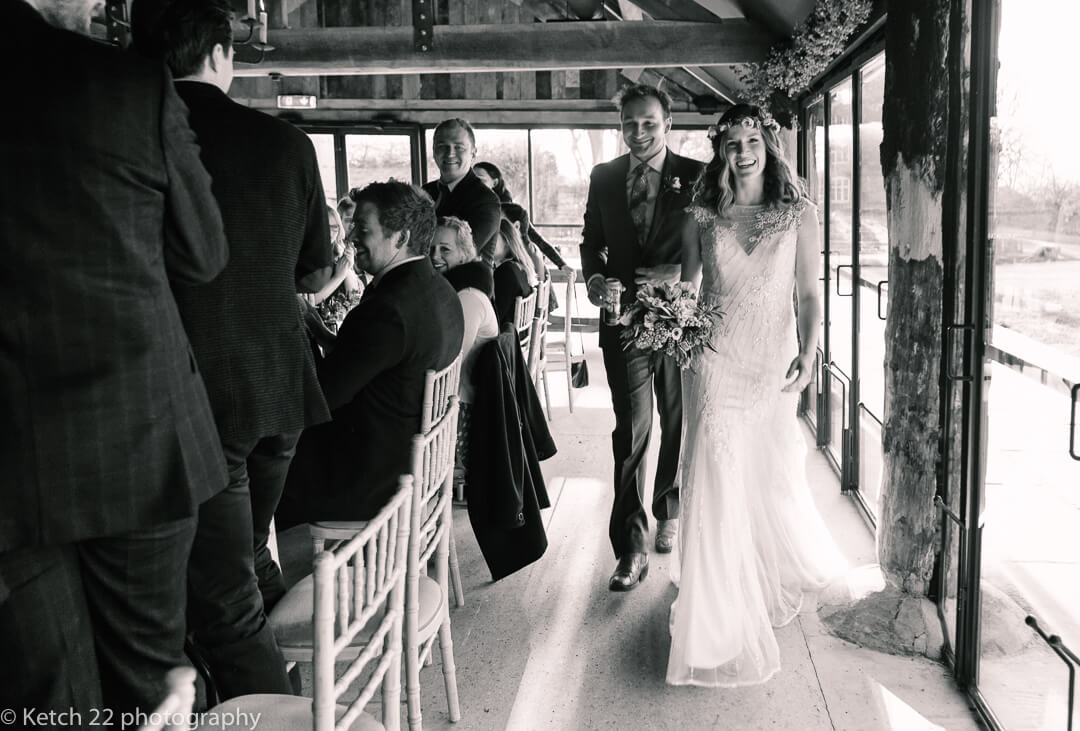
[422,118,502,264]
[305,204,363,332]
[337,194,356,228]
[277,182,465,526]
[473,160,570,273]
[430,216,499,494]
[493,216,538,329]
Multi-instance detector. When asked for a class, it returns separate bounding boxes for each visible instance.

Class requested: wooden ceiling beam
[232,20,771,77]
[618,0,724,23]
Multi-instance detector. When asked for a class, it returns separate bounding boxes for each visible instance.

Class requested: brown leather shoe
[654,519,678,554]
[608,552,649,591]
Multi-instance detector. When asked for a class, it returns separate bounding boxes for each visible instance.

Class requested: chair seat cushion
[196,694,383,731]
[270,574,444,657]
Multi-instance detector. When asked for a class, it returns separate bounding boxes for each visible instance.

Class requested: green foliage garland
[738,0,873,128]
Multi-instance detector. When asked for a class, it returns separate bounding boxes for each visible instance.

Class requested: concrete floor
[402,335,985,731]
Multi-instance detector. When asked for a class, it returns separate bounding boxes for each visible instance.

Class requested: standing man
[1,0,229,718]
[422,118,503,263]
[580,85,704,591]
[133,0,335,699]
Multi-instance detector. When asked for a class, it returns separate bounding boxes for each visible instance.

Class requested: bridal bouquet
[619,281,723,369]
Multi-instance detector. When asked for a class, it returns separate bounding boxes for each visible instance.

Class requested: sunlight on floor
[874,681,946,731]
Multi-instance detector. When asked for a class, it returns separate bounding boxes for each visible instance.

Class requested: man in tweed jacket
[135,0,335,699]
[0,0,229,719]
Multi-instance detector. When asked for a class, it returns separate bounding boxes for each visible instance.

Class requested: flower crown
[707,111,781,139]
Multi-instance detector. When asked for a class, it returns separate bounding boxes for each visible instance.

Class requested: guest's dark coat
[0,2,229,551]
[493,260,532,329]
[172,80,333,443]
[279,259,465,525]
[466,330,556,581]
[423,171,502,259]
[579,150,703,349]
[501,201,567,269]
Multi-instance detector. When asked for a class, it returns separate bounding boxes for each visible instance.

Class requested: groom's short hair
[614,84,673,119]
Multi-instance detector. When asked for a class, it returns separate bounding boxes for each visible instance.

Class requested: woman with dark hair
[473,160,570,272]
[430,216,498,494]
[667,105,846,687]
[492,216,538,329]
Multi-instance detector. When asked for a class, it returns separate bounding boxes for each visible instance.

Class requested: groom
[580,84,704,591]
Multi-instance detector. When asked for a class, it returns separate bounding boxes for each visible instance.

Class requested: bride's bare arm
[783,203,822,393]
[680,215,702,288]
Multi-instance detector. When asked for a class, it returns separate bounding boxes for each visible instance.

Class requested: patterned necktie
[629,162,650,243]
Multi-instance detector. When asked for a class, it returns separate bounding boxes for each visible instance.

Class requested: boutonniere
[663,175,683,194]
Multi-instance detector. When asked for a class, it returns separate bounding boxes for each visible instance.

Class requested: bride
[668,105,847,687]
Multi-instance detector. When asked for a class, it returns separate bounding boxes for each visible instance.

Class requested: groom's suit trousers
[602,340,682,557]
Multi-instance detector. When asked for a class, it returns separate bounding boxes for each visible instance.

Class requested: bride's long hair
[692,104,804,218]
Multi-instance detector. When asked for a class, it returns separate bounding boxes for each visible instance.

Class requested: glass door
[972,0,1080,726]
[825,81,855,486]
[854,53,887,519]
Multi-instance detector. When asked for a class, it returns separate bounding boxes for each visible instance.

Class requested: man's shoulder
[669,150,706,173]
[458,173,500,206]
[593,154,630,176]
[230,100,313,150]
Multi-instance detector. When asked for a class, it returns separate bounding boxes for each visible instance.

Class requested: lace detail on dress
[746,199,807,243]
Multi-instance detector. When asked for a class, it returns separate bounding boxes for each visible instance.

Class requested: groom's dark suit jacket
[279,258,465,524]
[579,150,703,348]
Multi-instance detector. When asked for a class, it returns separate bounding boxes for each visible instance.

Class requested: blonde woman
[669,104,846,687]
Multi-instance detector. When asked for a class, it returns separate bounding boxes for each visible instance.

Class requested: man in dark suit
[422,118,503,263]
[133,0,335,698]
[277,182,465,526]
[580,85,704,591]
[0,0,229,718]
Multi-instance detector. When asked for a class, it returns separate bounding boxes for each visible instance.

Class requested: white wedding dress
[667,200,847,687]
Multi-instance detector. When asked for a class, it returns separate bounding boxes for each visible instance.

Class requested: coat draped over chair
[465,330,556,581]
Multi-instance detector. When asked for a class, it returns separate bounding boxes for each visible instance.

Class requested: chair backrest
[421,354,461,434]
[408,398,459,590]
[312,477,412,731]
[527,282,552,381]
[513,289,538,354]
[139,667,197,731]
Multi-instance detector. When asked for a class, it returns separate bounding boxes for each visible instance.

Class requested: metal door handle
[836,264,853,296]
[1070,383,1080,461]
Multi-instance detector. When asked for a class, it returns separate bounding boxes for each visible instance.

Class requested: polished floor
[390,333,985,731]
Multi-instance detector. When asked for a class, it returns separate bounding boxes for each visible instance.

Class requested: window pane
[307,133,337,207]
[666,129,713,166]
[978,1,1080,728]
[345,134,413,193]
[471,129,529,205]
[806,97,827,434]
[858,52,888,424]
[531,129,621,225]
[826,81,854,472]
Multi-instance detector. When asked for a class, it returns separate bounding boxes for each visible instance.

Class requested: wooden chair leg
[448,529,464,608]
[541,367,552,421]
[565,358,575,414]
[406,625,423,731]
[439,613,461,723]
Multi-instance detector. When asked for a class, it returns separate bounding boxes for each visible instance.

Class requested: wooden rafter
[232,20,770,77]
